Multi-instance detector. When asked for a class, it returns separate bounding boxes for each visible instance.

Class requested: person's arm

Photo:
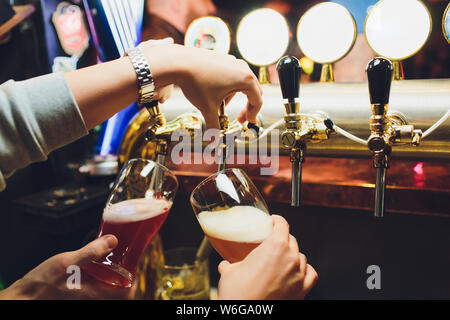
[0,72,88,191]
[217,215,318,300]
[0,39,262,190]
[67,40,262,130]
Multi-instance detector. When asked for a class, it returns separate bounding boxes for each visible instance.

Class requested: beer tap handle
[277,56,303,207]
[366,58,393,218]
[277,55,301,105]
[366,57,393,106]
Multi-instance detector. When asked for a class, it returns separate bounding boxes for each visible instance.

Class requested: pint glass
[83,159,178,287]
[190,168,273,263]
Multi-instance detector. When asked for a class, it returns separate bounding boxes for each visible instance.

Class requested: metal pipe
[291,159,302,207]
[157,80,450,160]
[374,167,386,218]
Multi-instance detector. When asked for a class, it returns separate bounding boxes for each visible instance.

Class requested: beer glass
[190,168,273,263]
[155,247,210,300]
[83,159,178,287]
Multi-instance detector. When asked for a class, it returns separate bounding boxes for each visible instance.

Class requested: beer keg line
[235,110,450,147]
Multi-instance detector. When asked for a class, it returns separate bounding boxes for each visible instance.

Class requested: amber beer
[197,206,272,263]
[83,198,172,287]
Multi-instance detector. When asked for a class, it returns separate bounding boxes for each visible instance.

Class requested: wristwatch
[125,47,156,104]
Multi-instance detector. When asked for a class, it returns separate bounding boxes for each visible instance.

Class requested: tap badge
[185,16,231,54]
[52,2,90,57]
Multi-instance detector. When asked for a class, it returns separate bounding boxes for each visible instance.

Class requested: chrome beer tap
[366,57,422,217]
[277,56,335,207]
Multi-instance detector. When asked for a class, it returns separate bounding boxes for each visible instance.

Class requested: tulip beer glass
[190,168,273,263]
[83,159,178,287]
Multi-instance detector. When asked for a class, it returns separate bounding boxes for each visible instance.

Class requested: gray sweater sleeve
[0,72,88,191]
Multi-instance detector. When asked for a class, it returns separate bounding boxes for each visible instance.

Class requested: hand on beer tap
[66,39,262,130]
[217,215,318,300]
[141,42,263,129]
[0,235,136,300]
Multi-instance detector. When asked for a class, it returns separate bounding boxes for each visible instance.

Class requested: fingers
[241,81,263,124]
[221,62,262,126]
[71,235,118,266]
[218,260,231,274]
[224,92,236,106]
[303,264,319,292]
[289,234,300,254]
[299,253,308,278]
[237,108,247,124]
[269,215,290,244]
[203,111,221,130]
[157,84,173,103]
[141,37,174,47]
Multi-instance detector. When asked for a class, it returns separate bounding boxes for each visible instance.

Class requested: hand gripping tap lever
[217,100,261,172]
[277,56,335,207]
[366,57,422,217]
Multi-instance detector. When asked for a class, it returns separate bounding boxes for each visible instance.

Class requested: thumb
[72,235,118,266]
[218,260,231,275]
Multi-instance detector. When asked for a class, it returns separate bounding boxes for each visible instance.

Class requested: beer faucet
[366,57,422,217]
[144,101,202,162]
[144,100,202,190]
[277,56,335,207]
[218,101,229,171]
[145,101,168,166]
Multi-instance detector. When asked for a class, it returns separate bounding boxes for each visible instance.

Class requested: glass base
[83,261,135,288]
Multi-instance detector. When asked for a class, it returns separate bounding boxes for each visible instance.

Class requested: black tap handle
[276,56,302,103]
[366,57,393,105]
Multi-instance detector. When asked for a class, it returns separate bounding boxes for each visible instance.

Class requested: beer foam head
[197,206,272,243]
[103,198,172,224]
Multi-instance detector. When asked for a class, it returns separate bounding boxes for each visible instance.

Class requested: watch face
[185,16,231,54]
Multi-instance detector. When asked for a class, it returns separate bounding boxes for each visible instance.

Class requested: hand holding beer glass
[83,159,178,287]
[190,168,273,263]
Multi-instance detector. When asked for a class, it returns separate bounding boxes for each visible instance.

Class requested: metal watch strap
[125,47,155,104]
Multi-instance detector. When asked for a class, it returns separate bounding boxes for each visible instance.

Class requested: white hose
[421,110,450,139]
[333,124,368,145]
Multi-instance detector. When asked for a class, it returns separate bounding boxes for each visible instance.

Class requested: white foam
[103,198,172,224]
[197,206,272,242]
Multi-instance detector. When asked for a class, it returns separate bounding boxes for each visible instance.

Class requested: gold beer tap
[365,57,423,217]
[145,101,168,165]
[277,56,335,207]
[218,101,229,171]
[142,101,202,163]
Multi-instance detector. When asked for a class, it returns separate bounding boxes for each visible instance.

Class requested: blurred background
[0,0,449,299]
